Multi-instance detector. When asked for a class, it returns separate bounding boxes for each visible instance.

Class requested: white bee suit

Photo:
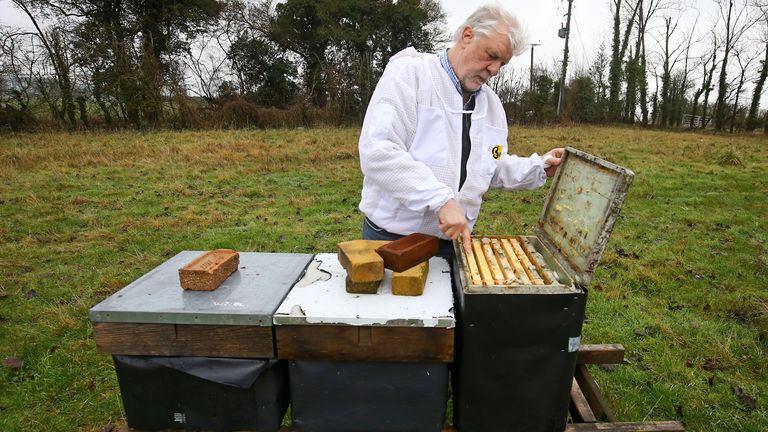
[358,47,547,239]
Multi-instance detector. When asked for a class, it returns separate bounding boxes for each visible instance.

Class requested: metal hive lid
[534,147,634,286]
[89,251,314,326]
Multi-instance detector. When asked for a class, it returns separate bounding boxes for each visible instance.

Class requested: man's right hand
[437,199,472,255]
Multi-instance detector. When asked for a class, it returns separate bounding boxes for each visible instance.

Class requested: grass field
[0,125,766,431]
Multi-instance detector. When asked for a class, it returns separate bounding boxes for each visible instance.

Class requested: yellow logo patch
[492,145,503,160]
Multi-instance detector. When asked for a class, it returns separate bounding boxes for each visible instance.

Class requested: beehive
[451,147,635,432]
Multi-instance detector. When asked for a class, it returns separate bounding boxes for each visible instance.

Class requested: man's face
[453,26,513,93]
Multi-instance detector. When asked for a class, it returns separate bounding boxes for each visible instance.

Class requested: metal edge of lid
[534,147,635,286]
[88,250,191,320]
[272,253,317,320]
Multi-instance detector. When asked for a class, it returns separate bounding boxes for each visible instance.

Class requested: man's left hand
[542,148,564,177]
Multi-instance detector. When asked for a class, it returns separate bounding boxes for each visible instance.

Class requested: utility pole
[529,42,540,92]
[557,0,574,116]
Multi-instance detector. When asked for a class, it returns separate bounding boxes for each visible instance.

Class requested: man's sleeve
[490,153,547,190]
[359,68,454,213]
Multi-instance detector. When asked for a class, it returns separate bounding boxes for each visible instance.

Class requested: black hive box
[451,147,634,432]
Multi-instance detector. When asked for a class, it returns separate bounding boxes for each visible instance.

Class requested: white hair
[452,3,528,57]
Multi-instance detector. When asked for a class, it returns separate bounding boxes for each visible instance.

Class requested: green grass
[0,125,766,431]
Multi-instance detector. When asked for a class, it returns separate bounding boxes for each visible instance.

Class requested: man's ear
[461,26,474,47]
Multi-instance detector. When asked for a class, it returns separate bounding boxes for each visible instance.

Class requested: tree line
[1,0,767,133]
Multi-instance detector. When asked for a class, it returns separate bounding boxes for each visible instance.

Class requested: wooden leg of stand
[574,364,617,422]
[570,377,598,422]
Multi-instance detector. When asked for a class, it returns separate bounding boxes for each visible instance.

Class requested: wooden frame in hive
[455,235,577,294]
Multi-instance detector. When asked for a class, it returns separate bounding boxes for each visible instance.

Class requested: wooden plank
[464,241,483,285]
[92,322,274,358]
[481,240,505,284]
[575,364,617,422]
[472,239,493,284]
[577,344,625,365]
[570,377,597,423]
[520,238,554,284]
[500,238,531,284]
[275,325,454,362]
[491,238,518,284]
[510,238,544,284]
[564,421,685,431]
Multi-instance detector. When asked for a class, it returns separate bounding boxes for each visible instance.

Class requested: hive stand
[115,344,684,432]
[272,344,685,432]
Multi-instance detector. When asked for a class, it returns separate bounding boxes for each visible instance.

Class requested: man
[358,4,563,259]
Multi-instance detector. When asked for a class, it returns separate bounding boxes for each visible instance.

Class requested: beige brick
[392,261,429,296]
[337,240,390,282]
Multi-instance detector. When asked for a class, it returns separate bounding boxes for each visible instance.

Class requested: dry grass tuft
[716,148,745,166]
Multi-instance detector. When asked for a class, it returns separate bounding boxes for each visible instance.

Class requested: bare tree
[184,30,230,104]
[746,1,768,131]
[690,47,718,128]
[1,30,40,129]
[589,42,611,120]
[608,0,642,121]
[701,30,723,129]
[713,0,758,130]
[673,13,699,127]
[729,45,760,131]
[11,0,77,129]
[626,0,668,124]
[655,16,687,126]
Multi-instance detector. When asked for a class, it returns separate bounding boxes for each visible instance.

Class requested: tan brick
[337,240,390,282]
[345,275,382,294]
[392,261,429,296]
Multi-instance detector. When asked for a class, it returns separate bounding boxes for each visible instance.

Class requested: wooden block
[472,238,493,284]
[570,377,598,423]
[575,364,616,422]
[481,238,505,284]
[392,261,429,296]
[500,238,531,285]
[375,233,439,272]
[521,238,555,284]
[491,238,518,284]
[178,249,239,291]
[463,237,483,285]
[337,240,389,282]
[510,238,544,284]
[577,344,625,364]
[345,275,381,294]
[275,325,454,362]
[92,322,273,358]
